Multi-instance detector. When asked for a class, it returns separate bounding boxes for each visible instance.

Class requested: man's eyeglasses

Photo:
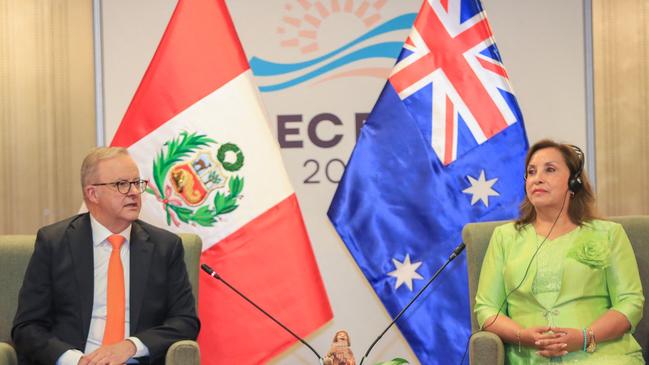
[92,179,149,195]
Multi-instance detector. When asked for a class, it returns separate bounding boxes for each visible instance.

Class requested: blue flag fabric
[328,1,529,363]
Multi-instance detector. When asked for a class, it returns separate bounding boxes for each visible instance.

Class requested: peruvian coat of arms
[146,131,244,227]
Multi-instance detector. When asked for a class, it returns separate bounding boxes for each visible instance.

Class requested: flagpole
[92,0,106,147]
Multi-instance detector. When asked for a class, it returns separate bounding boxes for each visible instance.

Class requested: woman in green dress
[474,139,644,364]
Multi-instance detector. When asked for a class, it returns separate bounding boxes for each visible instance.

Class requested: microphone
[450,242,465,260]
[359,242,466,365]
[201,264,324,364]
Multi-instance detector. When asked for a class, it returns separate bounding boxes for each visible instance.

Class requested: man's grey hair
[80,147,130,190]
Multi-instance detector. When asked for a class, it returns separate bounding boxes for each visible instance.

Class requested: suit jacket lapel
[129,221,152,334]
[68,213,95,340]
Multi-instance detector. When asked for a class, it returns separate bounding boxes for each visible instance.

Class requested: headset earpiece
[567,145,584,193]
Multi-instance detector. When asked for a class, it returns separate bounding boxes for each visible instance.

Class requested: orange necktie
[103,234,125,345]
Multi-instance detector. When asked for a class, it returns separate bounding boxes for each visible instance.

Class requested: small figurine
[324,330,356,365]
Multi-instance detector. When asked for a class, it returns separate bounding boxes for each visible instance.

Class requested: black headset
[567,144,584,193]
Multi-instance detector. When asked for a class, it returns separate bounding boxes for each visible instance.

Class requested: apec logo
[249,0,416,92]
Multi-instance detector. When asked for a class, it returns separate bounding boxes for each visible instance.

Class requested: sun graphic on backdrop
[277,0,387,54]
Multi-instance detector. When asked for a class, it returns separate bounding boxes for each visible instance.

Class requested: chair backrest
[177,233,202,310]
[462,215,649,356]
[0,233,202,344]
[0,235,35,343]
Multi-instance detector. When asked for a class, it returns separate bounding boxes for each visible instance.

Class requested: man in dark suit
[12,147,200,365]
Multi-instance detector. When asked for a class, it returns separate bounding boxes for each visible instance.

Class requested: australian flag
[328,1,528,364]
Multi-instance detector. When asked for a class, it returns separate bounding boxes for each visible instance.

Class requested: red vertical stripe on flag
[199,194,332,363]
[444,96,454,164]
[111,0,248,147]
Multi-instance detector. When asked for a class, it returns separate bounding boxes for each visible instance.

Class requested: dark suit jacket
[11,213,200,365]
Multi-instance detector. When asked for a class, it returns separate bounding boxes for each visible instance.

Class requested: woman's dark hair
[515,139,596,229]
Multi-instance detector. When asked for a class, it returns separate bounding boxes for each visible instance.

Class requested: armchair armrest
[0,343,17,365]
[165,340,199,365]
[0,339,199,365]
[469,331,504,365]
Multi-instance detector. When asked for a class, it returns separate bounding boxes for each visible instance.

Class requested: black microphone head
[449,242,466,260]
[201,263,214,275]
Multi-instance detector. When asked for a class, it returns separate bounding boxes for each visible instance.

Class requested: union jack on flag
[390,0,519,165]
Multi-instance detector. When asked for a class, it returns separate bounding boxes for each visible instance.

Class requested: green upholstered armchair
[462,215,649,365]
[0,233,202,365]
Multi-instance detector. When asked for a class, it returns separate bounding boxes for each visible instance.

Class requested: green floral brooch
[568,236,610,269]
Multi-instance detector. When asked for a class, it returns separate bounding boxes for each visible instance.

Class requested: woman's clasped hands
[520,326,584,358]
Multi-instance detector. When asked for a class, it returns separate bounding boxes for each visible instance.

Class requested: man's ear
[84,185,99,204]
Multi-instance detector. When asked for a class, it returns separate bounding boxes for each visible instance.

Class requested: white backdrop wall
[100,1,589,363]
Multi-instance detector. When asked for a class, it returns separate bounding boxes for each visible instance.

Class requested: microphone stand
[201,264,324,364]
[359,242,466,365]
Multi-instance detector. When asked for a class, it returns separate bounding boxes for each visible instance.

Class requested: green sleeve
[606,223,644,332]
[474,226,508,329]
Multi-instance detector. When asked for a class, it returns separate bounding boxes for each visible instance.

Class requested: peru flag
[109,0,332,363]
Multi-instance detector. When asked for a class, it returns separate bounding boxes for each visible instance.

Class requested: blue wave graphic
[250,13,416,77]
[259,42,403,92]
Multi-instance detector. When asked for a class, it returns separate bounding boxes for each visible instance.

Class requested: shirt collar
[89,214,132,247]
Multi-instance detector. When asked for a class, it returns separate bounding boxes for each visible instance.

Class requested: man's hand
[78,340,136,365]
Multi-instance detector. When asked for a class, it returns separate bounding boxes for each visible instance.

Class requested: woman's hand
[517,326,563,357]
[533,327,583,357]
[519,326,554,346]
[551,327,584,352]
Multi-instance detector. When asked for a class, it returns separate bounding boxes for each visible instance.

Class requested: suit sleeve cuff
[127,336,150,358]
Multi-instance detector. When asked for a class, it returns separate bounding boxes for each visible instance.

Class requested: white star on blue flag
[388,254,424,291]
